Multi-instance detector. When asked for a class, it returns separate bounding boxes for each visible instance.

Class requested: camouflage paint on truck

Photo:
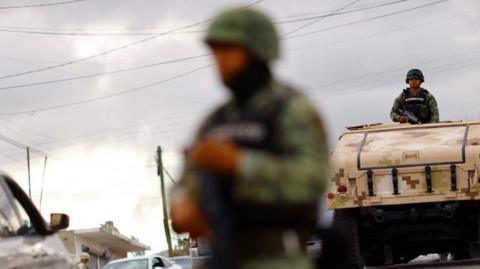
[328,121,480,209]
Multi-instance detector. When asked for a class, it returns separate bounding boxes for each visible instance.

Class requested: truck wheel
[365,248,385,267]
[322,209,364,269]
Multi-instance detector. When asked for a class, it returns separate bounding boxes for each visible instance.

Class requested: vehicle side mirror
[50,213,69,232]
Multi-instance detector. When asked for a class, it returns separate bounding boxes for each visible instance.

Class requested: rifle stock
[197,173,236,269]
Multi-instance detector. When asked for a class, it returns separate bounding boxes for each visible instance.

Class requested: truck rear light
[327,192,335,200]
[337,184,348,193]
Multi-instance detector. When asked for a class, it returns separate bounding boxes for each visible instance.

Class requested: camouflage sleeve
[428,93,439,123]
[170,117,211,203]
[236,95,329,204]
[390,94,403,122]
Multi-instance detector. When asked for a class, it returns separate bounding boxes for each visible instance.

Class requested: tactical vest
[402,88,431,123]
[198,86,317,228]
[200,88,293,153]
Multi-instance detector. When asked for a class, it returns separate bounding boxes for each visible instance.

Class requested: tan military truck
[326,121,480,268]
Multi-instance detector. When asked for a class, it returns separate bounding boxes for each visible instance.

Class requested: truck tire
[321,209,364,269]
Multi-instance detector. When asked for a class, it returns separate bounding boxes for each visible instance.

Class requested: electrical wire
[285,0,449,39]
[0,0,456,118]
[0,133,47,155]
[0,0,263,81]
[288,8,480,51]
[163,167,177,185]
[283,0,362,37]
[38,156,48,211]
[0,0,450,94]
[0,64,212,116]
[0,0,410,36]
[0,54,210,91]
[0,0,85,10]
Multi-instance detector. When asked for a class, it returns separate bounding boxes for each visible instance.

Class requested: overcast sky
[0,0,479,253]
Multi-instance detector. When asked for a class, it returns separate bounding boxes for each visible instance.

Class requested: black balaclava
[224,59,272,107]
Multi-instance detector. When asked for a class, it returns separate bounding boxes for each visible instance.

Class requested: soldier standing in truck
[390,69,439,124]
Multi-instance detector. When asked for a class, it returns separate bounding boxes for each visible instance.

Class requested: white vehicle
[169,256,192,269]
[0,174,73,268]
[103,255,181,269]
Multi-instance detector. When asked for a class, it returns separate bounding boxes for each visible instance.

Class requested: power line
[288,8,480,51]
[10,50,475,159]
[0,1,407,92]
[278,0,411,25]
[0,150,26,167]
[0,3,471,95]
[0,0,85,9]
[0,64,212,116]
[283,0,362,37]
[39,156,48,211]
[0,0,263,81]
[0,54,209,91]
[0,133,48,155]
[0,0,409,36]
[0,22,208,81]
[277,0,408,20]
[0,1,383,32]
[310,51,480,99]
[0,27,203,36]
[285,0,449,39]
[0,112,204,161]
[0,116,57,141]
[163,167,177,185]
[0,1,445,93]
[0,0,452,116]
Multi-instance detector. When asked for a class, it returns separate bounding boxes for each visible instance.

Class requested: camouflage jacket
[173,79,329,269]
[177,79,329,207]
[390,88,439,123]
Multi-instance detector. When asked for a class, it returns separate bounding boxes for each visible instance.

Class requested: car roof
[106,255,165,264]
[343,120,477,134]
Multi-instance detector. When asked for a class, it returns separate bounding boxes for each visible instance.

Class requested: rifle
[399,109,421,124]
[197,173,236,269]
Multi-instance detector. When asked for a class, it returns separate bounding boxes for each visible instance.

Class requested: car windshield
[103,259,148,269]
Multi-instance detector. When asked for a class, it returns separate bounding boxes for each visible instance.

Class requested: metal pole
[27,147,31,199]
[157,146,173,257]
[39,156,48,211]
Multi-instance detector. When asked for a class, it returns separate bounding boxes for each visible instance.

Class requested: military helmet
[80,252,90,261]
[204,8,280,62]
[406,68,424,83]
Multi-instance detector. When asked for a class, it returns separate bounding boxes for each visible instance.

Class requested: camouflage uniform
[173,7,329,269]
[390,88,439,123]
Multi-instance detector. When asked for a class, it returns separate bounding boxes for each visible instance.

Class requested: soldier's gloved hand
[170,193,212,239]
[190,139,240,176]
[399,115,408,123]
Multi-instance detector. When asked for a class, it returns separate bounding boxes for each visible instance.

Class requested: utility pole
[39,156,48,211]
[26,147,31,199]
[157,146,173,257]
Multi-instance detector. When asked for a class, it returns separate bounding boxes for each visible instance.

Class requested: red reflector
[337,185,348,193]
[327,192,335,200]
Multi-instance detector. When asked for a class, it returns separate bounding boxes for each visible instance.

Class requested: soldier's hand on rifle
[399,115,408,123]
[189,139,240,176]
[170,193,212,239]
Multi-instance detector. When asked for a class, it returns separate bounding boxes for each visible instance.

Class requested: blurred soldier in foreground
[390,69,439,124]
[169,7,329,269]
[75,252,90,269]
